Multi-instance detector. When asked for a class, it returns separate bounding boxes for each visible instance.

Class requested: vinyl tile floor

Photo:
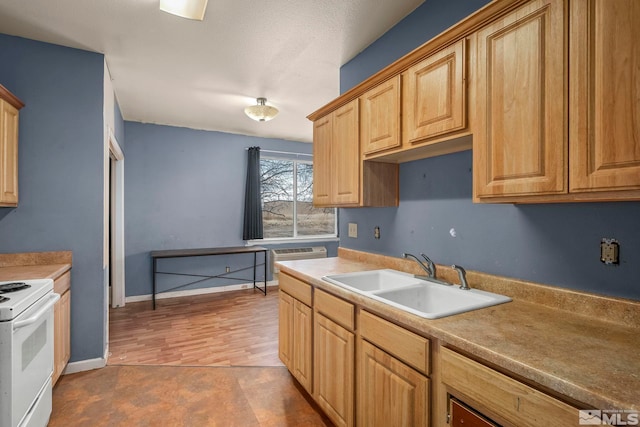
[49,288,332,426]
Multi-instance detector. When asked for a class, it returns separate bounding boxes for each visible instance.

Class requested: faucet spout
[451,265,470,290]
[402,252,435,279]
[420,253,436,280]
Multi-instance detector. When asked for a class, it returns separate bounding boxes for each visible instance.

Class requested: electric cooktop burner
[0,282,31,293]
[0,296,8,303]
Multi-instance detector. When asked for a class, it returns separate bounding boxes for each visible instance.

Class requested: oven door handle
[13,293,60,331]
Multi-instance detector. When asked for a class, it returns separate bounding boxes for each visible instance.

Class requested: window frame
[253,154,338,243]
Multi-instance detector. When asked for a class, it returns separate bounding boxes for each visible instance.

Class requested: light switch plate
[348,223,358,238]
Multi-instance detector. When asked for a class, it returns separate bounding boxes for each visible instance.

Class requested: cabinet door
[292,300,313,393]
[0,99,19,206]
[52,290,71,386]
[278,290,294,368]
[314,313,354,427]
[358,340,429,427]
[474,0,567,198]
[569,0,640,192]
[361,76,401,155]
[313,115,333,206]
[402,39,466,145]
[332,100,360,206]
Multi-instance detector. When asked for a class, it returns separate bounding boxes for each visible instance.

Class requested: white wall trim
[62,356,107,375]
[109,145,126,309]
[125,281,279,303]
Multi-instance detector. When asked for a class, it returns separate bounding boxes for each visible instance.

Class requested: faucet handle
[451,265,470,290]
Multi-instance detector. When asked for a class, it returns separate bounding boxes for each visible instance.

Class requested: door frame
[109,128,125,308]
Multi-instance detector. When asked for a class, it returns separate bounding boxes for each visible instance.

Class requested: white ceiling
[0,0,424,142]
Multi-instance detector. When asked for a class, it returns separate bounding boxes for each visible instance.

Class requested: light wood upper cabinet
[312,100,360,207]
[312,98,399,208]
[403,39,467,146]
[312,115,333,206]
[474,0,640,202]
[0,85,23,207]
[569,0,640,193]
[332,101,360,206]
[360,76,401,155]
[473,0,567,199]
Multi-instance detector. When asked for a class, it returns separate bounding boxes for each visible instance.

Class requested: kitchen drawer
[314,289,355,331]
[450,399,498,427]
[279,273,312,306]
[359,310,429,375]
[53,271,71,295]
[441,347,577,427]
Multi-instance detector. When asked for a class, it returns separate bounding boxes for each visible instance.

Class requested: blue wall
[339,0,640,300]
[341,0,492,92]
[0,34,106,361]
[124,122,337,297]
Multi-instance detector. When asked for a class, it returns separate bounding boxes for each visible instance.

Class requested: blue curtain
[243,147,263,240]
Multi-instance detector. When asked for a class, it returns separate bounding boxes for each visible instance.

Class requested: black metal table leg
[152,257,157,310]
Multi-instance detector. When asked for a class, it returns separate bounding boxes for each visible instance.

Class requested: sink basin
[323,269,421,292]
[322,269,511,319]
[374,283,512,319]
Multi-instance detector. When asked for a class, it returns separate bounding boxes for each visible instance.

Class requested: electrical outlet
[225,266,231,273]
[600,238,620,265]
[374,226,380,239]
[348,223,358,238]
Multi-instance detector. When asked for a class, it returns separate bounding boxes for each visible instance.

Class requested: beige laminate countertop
[277,255,640,412]
[0,264,71,282]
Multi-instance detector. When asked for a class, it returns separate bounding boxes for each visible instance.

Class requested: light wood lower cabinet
[53,271,71,385]
[358,340,430,427]
[313,291,355,427]
[278,274,313,393]
[440,346,578,427]
[277,272,591,427]
[358,310,430,427]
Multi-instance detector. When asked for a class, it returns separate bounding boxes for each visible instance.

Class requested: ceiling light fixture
[160,0,208,21]
[244,98,279,122]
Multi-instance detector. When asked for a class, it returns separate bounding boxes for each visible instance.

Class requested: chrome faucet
[451,265,470,290]
[402,252,436,279]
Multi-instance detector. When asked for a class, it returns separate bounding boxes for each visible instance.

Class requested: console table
[151,246,268,309]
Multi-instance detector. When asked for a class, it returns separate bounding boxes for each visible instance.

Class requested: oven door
[7,293,59,427]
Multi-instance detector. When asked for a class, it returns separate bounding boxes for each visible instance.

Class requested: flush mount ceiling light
[244,98,279,122]
[160,0,208,21]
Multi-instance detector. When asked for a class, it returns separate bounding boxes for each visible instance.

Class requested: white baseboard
[125,280,279,303]
[63,356,106,375]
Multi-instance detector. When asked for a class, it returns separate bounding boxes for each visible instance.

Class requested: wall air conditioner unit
[271,246,327,273]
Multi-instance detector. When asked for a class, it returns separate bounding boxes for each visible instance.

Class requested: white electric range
[0,279,59,427]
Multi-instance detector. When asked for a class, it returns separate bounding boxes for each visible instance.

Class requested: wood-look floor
[108,288,283,367]
[50,287,333,426]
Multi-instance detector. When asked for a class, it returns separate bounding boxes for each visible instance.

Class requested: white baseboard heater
[271,246,327,273]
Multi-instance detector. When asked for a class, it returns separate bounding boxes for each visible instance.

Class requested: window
[260,155,337,239]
